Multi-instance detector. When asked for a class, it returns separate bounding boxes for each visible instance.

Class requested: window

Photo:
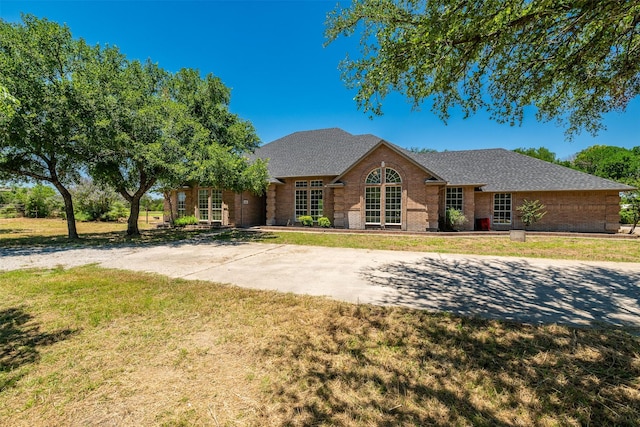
[385,186,402,224]
[177,191,186,217]
[198,188,223,222]
[446,187,463,211]
[211,190,222,221]
[493,193,512,224]
[198,189,209,221]
[365,167,402,225]
[366,168,381,184]
[365,187,381,224]
[295,189,308,219]
[295,180,323,220]
[385,168,401,184]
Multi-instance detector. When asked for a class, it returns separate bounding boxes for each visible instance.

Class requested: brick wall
[269,176,336,226]
[475,190,621,233]
[230,191,266,227]
[337,144,438,231]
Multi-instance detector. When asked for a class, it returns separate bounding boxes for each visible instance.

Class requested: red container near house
[476,218,490,231]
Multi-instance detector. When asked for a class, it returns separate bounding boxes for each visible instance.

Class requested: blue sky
[1,0,638,160]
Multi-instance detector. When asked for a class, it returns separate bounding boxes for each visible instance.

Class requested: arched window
[365,168,381,184]
[365,167,402,225]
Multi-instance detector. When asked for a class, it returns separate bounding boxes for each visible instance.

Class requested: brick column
[333,186,345,228]
[266,184,277,226]
[425,185,440,231]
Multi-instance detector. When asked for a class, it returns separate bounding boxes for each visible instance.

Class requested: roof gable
[251,128,381,178]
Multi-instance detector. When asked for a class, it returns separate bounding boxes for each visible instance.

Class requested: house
[166,128,634,233]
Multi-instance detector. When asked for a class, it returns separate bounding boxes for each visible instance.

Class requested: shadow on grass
[0,307,78,391]
[361,257,640,329]
[261,306,640,425]
[0,229,277,258]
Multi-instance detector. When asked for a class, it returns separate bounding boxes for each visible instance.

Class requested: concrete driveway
[2,239,640,328]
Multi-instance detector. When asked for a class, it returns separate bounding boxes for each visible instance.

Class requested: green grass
[2,218,639,262]
[247,230,640,263]
[1,266,639,426]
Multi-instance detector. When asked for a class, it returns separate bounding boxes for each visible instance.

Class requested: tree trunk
[163,190,175,224]
[53,180,79,239]
[127,193,142,236]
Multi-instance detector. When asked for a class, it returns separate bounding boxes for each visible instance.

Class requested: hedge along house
[166,128,634,232]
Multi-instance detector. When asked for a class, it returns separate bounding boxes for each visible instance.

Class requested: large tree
[0,15,91,238]
[83,58,267,236]
[572,145,640,184]
[325,0,640,137]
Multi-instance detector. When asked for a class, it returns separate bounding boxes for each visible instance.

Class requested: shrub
[72,178,127,221]
[74,211,93,222]
[0,204,19,218]
[104,201,129,221]
[446,208,467,230]
[174,215,198,227]
[298,215,313,226]
[317,216,331,228]
[25,184,61,218]
[516,199,547,228]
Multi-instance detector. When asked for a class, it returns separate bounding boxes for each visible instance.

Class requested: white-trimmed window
[493,193,512,224]
[446,187,463,211]
[385,186,402,224]
[211,190,223,221]
[365,167,402,225]
[295,180,323,220]
[177,191,186,217]
[198,188,223,222]
[365,187,381,224]
[198,189,209,221]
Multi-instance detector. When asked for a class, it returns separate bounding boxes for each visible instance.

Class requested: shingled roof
[408,148,635,192]
[254,128,634,192]
[252,128,384,179]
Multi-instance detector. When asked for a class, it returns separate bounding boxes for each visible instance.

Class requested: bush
[0,204,19,218]
[104,201,129,221]
[446,208,467,230]
[174,215,199,227]
[72,179,127,221]
[74,211,93,222]
[25,184,61,218]
[620,209,632,224]
[516,199,547,228]
[298,215,313,226]
[317,216,331,228]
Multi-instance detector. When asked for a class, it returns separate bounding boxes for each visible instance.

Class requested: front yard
[1,218,639,425]
[1,266,639,426]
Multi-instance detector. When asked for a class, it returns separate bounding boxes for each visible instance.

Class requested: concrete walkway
[2,239,640,328]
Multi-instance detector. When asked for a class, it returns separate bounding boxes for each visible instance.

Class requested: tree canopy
[80,49,267,236]
[513,147,561,164]
[1,15,267,237]
[0,15,89,238]
[572,145,640,185]
[325,0,640,138]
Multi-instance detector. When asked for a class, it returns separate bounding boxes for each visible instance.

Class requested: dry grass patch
[1,267,639,426]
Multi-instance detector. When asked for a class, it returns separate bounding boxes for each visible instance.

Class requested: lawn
[262,230,640,263]
[1,266,639,426]
[1,218,639,263]
[1,219,639,424]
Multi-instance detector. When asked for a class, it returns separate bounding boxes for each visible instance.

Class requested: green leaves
[326,0,640,138]
[1,15,266,237]
[516,199,547,228]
